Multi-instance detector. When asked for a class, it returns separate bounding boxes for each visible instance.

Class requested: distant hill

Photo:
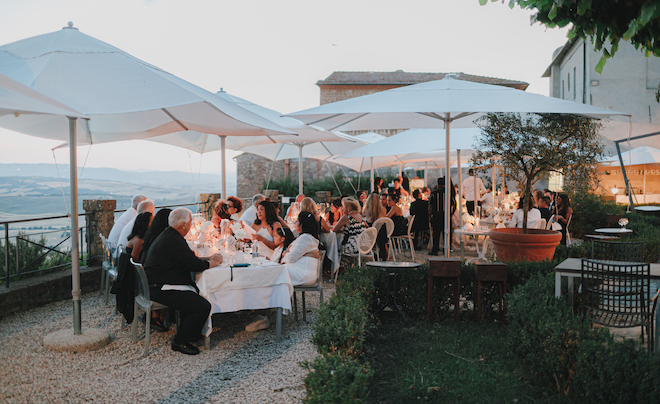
[0,163,236,220]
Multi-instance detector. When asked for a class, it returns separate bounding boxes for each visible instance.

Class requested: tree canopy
[481,0,660,73]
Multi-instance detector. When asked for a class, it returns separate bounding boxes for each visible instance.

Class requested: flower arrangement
[230,221,249,240]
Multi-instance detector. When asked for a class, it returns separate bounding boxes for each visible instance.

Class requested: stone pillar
[83,199,116,266]
[199,193,222,222]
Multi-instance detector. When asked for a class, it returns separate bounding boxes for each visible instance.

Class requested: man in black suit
[538,196,553,223]
[428,177,456,255]
[144,208,223,355]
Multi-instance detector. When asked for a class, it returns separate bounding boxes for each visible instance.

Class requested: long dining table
[195,254,293,347]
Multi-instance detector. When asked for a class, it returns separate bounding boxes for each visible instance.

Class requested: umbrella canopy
[602,146,660,166]
[0,73,86,118]
[0,24,294,143]
[288,76,630,256]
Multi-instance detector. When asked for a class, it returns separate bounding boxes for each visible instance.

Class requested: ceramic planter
[488,228,562,262]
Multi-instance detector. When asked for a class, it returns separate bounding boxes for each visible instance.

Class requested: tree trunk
[522,178,531,234]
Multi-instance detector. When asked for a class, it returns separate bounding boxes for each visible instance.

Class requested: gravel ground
[0,282,335,403]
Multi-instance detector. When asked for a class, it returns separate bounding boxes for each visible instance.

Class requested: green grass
[365,320,566,404]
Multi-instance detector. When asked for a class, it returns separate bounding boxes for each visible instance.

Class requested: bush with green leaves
[302,349,372,404]
[567,191,624,238]
[311,291,372,355]
[0,232,72,284]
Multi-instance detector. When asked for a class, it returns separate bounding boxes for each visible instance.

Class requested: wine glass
[618,218,629,228]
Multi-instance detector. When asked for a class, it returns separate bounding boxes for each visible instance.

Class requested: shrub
[311,292,371,355]
[567,191,624,238]
[302,349,372,404]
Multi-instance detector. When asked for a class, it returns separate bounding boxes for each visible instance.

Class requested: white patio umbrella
[288,76,630,256]
[0,73,86,118]
[146,91,342,196]
[0,24,294,336]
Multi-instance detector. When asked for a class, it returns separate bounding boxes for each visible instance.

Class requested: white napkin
[496,223,506,229]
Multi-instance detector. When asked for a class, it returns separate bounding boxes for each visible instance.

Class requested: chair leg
[144,308,151,358]
[131,303,138,343]
[100,268,105,291]
[293,292,299,322]
[104,273,111,304]
[410,237,416,261]
[302,292,307,322]
[358,254,361,267]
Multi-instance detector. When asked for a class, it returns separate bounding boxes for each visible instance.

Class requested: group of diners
[107,193,323,356]
[507,189,573,244]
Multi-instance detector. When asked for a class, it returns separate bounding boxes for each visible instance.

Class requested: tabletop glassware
[618,218,629,228]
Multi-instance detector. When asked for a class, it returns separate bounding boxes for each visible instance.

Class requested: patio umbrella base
[43,328,111,353]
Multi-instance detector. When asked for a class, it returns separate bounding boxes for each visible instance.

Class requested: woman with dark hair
[374,177,383,194]
[281,211,320,286]
[334,197,366,255]
[268,227,296,263]
[211,199,232,228]
[126,212,152,261]
[226,196,243,220]
[386,193,408,236]
[509,193,541,228]
[139,208,172,264]
[410,189,429,249]
[555,193,573,245]
[251,200,283,256]
[326,197,343,226]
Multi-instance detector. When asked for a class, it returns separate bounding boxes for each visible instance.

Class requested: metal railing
[1,201,202,288]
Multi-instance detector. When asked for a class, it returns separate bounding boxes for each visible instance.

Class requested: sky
[0,0,570,185]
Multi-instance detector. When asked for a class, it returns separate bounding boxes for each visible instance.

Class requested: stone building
[236,70,528,198]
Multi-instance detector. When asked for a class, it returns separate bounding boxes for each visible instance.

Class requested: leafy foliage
[264,173,377,198]
[472,113,603,232]
[566,190,625,238]
[302,349,372,404]
[0,232,72,283]
[482,0,660,74]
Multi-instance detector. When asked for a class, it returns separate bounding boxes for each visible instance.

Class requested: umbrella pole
[644,164,647,203]
[299,144,304,195]
[370,157,374,192]
[221,136,226,198]
[444,117,451,258]
[424,161,427,187]
[68,117,81,335]
[492,164,496,205]
[457,150,463,258]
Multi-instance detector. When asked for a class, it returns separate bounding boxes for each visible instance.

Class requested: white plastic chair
[545,215,555,230]
[392,215,416,261]
[99,234,119,304]
[531,219,546,229]
[293,250,326,322]
[565,214,573,245]
[130,258,172,357]
[337,227,378,282]
[372,217,396,261]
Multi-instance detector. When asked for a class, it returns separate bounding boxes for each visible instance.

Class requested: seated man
[144,208,223,355]
[538,196,553,222]
[240,193,265,226]
[118,199,155,248]
[108,194,147,246]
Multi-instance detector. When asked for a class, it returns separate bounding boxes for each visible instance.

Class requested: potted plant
[472,113,603,262]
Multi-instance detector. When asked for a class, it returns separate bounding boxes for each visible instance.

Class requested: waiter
[144,207,223,355]
[428,177,456,256]
[462,169,487,216]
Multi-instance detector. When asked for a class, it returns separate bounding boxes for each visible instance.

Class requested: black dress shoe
[171,340,200,355]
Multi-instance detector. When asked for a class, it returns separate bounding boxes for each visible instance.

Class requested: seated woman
[126,211,152,262]
[386,194,408,236]
[282,211,320,286]
[362,193,385,226]
[555,193,573,245]
[226,196,243,220]
[139,208,172,263]
[301,197,331,233]
[333,197,366,255]
[251,200,283,257]
[211,199,233,228]
[509,194,542,228]
[326,197,343,227]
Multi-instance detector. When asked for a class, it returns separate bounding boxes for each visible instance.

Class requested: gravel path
[0,282,335,403]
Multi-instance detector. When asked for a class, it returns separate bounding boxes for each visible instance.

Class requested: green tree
[471,113,603,233]
[482,0,660,73]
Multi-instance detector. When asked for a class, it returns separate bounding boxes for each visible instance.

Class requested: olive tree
[471,113,603,233]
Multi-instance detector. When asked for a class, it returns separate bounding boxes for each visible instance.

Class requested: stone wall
[319,84,404,104]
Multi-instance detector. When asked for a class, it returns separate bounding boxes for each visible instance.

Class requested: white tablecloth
[321,232,340,273]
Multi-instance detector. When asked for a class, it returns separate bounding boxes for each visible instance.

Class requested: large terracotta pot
[488,228,562,262]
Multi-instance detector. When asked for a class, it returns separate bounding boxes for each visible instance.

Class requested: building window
[568,72,571,92]
[562,80,565,99]
[573,67,577,100]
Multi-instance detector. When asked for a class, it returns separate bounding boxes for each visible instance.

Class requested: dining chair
[372,217,396,261]
[531,219,546,229]
[130,258,175,357]
[545,215,555,230]
[580,259,658,351]
[565,215,573,245]
[392,215,416,261]
[293,250,326,322]
[337,228,378,281]
[591,240,644,262]
[99,234,119,305]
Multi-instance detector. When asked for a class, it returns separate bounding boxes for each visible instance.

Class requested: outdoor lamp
[611,185,619,195]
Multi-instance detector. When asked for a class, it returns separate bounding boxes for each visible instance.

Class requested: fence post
[4,226,9,287]
[83,199,116,267]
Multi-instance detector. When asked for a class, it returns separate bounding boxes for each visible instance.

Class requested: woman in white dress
[509,194,542,228]
[282,211,320,286]
[251,200,283,257]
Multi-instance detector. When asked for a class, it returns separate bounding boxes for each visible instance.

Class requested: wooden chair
[392,215,416,261]
[474,262,508,323]
[580,259,658,351]
[427,257,461,323]
[373,217,396,261]
[293,250,326,322]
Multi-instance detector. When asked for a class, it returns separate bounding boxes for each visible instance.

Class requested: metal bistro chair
[581,259,659,351]
[293,250,326,322]
[592,240,644,262]
[372,217,396,261]
[130,258,174,357]
[392,215,416,261]
[337,228,378,282]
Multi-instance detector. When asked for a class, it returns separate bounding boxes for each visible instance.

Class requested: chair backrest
[130,257,151,308]
[531,219,546,229]
[581,259,651,328]
[406,215,415,236]
[565,214,572,230]
[545,215,555,230]
[606,214,622,228]
[592,240,644,262]
[99,234,111,263]
[315,250,326,285]
[357,227,378,255]
[373,217,394,237]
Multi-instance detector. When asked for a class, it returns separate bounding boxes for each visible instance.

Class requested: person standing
[429,177,456,255]
[410,189,429,250]
[462,169,486,216]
